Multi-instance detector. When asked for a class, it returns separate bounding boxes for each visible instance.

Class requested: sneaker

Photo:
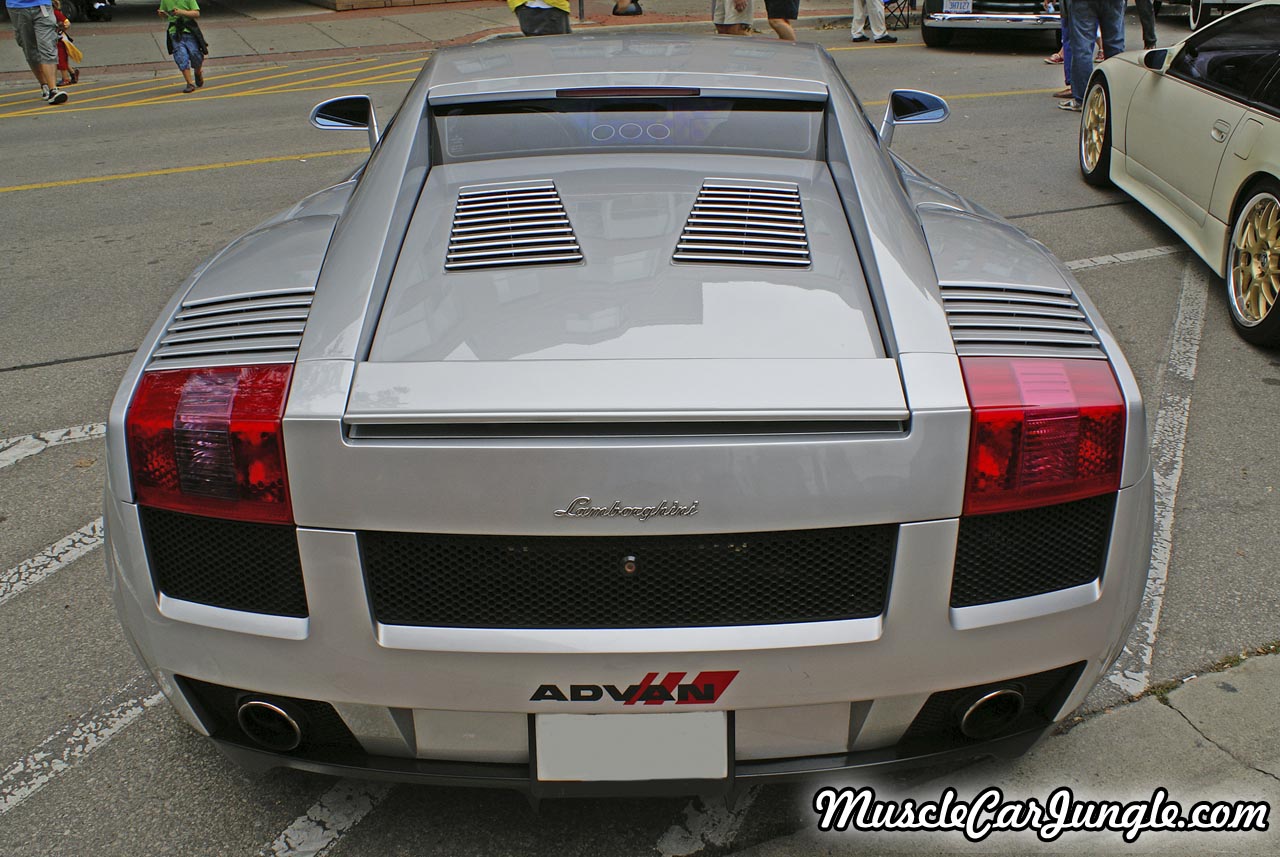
[182,83,196,94]
[40,84,50,100]
[1058,98,1081,112]
[194,67,203,87]
[46,88,67,105]
[874,33,898,43]
[851,32,869,41]
[1052,86,1072,98]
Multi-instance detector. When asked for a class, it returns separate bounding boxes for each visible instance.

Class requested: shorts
[9,5,58,67]
[764,0,799,18]
[712,0,753,26]
[171,32,204,71]
[515,5,571,35]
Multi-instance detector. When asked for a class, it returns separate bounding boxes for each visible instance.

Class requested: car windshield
[429,96,825,163]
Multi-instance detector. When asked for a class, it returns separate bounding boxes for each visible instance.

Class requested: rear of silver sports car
[103,38,1153,798]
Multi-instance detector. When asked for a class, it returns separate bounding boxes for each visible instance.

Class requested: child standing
[53,0,78,86]
[157,0,204,94]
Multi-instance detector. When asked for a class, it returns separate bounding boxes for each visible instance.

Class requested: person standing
[712,0,753,35]
[53,0,78,86]
[765,0,799,39]
[508,0,571,35]
[1061,0,1123,111]
[158,0,205,93]
[850,0,897,43]
[5,0,68,104]
[1135,0,1157,49]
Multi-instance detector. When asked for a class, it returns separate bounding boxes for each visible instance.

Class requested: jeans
[172,33,203,72]
[1134,0,1157,47]
[1068,0,1124,101]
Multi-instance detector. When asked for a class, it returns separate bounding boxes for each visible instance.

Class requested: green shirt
[160,0,199,36]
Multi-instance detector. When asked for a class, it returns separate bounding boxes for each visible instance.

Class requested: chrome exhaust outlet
[958,688,1025,740]
[236,699,303,752]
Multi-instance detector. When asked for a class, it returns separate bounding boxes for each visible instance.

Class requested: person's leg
[30,7,63,99]
[766,0,797,38]
[768,18,795,38]
[172,35,196,89]
[1099,0,1125,58]
[867,0,888,38]
[1068,0,1098,102]
[850,0,868,38]
[1134,0,1156,48]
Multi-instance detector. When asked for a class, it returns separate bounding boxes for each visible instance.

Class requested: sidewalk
[739,651,1280,854]
[0,0,864,77]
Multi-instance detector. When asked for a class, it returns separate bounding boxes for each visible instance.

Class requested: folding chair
[884,0,913,30]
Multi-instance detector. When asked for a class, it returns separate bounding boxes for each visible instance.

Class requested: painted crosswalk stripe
[0,519,104,608]
[1105,262,1208,697]
[0,423,105,470]
[0,674,163,815]
[657,787,760,857]
[259,779,394,857]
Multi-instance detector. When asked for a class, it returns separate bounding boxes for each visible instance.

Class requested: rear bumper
[926,13,1060,28]
[214,723,1050,798]
[106,460,1153,794]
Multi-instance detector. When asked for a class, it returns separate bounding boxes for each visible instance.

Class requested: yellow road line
[863,85,1060,106]
[0,65,283,116]
[0,148,367,194]
[0,56,382,119]
[828,43,926,51]
[160,55,427,104]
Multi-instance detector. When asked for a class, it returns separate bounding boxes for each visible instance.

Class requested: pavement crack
[1165,699,1280,786]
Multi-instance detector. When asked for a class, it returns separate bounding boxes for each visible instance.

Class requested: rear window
[429,96,825,163]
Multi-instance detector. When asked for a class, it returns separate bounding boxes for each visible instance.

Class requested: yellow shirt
[508,0,571,12]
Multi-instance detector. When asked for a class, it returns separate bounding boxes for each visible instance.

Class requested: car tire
[1226,180,1280,347]
[921,19,953,47]
[1189,0,1206,30]
[1079,78,1112,188]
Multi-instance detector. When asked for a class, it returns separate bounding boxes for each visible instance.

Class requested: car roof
[424,34,833,101]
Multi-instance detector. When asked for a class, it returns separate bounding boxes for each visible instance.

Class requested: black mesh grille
[140,507,308,617]
[951,494,1116,608]
[900,662,1086,747]
[361,525,898,628]
[176,676,360,752]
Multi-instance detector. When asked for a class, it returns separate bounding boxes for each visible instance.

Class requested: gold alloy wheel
[1230,193,1280,326]
[1081,85,1107,174]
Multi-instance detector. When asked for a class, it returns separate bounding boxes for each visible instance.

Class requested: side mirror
[310,95,379,150]
[879,89,949,147]
[1143,48,1169,71]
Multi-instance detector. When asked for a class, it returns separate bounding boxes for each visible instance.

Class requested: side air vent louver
[674,179,811,267]
[939,282,1105,358]
[445,181,583,271]
[150,290,314,368]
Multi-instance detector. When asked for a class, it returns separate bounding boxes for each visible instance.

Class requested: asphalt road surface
[2,13,1278,857]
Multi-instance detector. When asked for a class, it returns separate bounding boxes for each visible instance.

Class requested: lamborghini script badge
[554,496,700,521]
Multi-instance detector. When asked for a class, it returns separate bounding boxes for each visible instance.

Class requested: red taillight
[961,357,1125,516]
[126,365,294,524]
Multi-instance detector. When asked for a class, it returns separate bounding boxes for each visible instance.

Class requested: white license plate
[534,712,728,782]
[943,0,972,11]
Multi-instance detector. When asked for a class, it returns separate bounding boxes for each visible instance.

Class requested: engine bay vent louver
[149,290,315,368]
[938,282,1105,359]
[674,179,811,268]
[445,181,583,271]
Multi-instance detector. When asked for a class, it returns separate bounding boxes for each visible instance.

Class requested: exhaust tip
[958,688,1024,740]
[236,699,303,752]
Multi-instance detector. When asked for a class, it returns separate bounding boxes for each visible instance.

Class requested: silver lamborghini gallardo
[105,34,1154,798]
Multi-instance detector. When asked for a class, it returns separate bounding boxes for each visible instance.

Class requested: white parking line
[0,423,105,471]
[656,787,760,857]
[0,518,104,608]
[258,779,393,857]
[1065,245,1185,271]
[1105,262,1208,697]
[0,674,163,816]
